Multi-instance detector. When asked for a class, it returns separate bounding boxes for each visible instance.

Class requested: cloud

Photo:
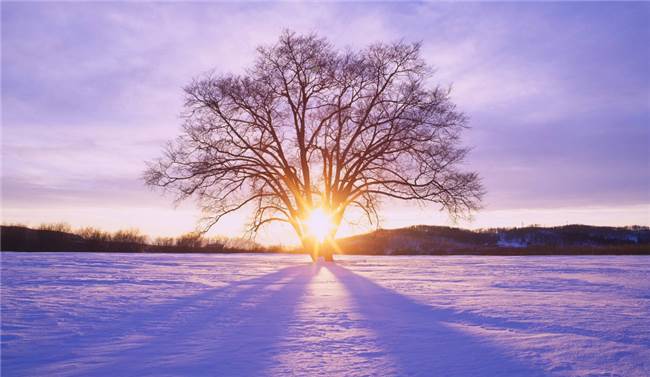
[1,2,648,236]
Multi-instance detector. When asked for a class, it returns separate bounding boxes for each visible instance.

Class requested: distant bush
[38,222,72,233]
[76,227,112,242]
[112,228,148,244]
[175,232,204,249]
[221,237,266,252]
[153,237,175,247]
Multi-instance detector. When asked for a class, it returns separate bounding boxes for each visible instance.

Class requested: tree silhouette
[145,31,483,261]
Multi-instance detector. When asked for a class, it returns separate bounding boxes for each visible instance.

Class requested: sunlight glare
[305,208,334,243]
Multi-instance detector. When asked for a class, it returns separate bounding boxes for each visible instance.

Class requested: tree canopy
[145,31,483,260]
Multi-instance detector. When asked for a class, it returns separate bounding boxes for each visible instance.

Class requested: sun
[304,207,334,243]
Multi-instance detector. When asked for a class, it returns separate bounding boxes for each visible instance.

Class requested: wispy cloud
[2,2,648,238]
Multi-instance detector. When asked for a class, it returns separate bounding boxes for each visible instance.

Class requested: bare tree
[145,31,483,262]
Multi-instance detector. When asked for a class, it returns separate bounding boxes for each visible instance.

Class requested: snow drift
[2,253,649,376]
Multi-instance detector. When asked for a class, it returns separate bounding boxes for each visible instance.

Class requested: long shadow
[20,264,319,377]
[326,263,548,377]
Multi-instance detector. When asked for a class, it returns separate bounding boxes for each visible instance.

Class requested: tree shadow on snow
[325,263,548,377]
[39,263,320,377]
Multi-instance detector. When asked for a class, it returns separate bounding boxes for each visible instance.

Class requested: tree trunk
[321,245,334,262]
[304,239,318,262]
[304,239,334,262]
[309,242,318,262]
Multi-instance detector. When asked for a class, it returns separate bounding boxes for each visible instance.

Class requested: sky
[2,2,649,244]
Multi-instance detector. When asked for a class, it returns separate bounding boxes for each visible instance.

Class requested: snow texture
[2,253,649,376]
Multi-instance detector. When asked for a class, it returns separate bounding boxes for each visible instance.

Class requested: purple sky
[2,2,649,242]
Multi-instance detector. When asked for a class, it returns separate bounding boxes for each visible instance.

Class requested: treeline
[3,223,649,255]
[0,223,283,253]
[335,224,650,255]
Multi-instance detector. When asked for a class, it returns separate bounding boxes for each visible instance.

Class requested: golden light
[304,207,334,243]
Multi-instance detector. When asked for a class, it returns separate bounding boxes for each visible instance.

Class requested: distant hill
[336,225,650,255]
[0,226,266,253]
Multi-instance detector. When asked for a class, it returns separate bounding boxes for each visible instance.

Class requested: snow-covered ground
[1,253,649,377]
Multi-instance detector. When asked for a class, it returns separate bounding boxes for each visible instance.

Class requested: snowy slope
[1,253,649,376]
